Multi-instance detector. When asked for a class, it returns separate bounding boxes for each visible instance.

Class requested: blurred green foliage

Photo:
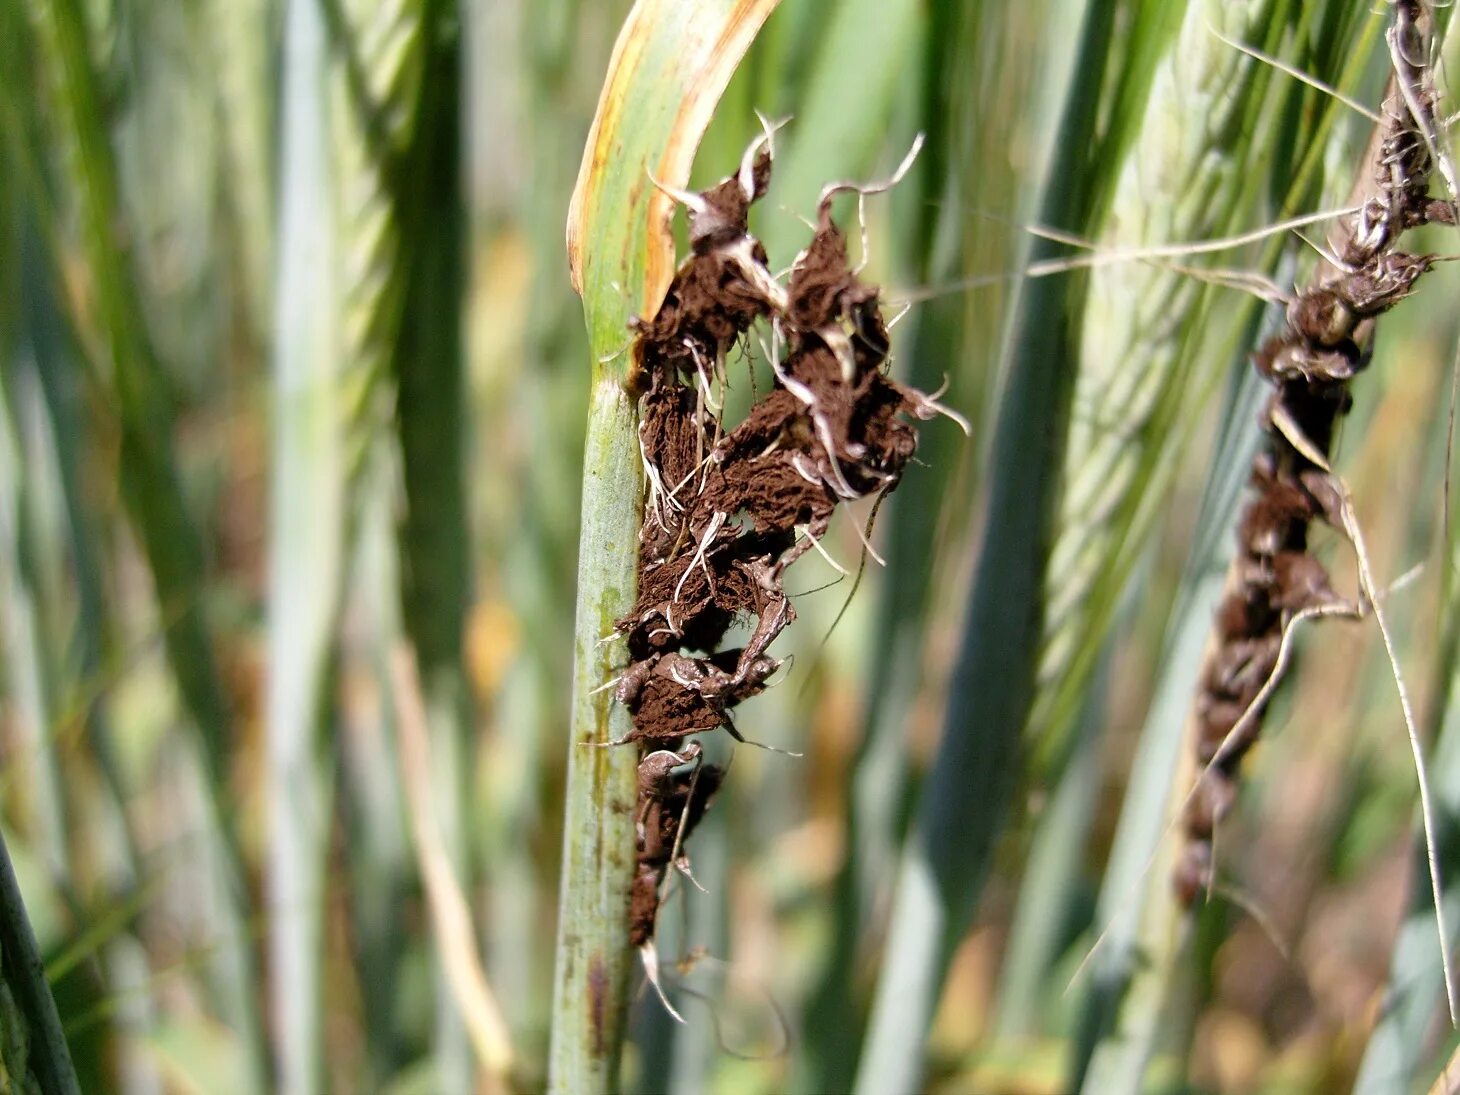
[1,0,1459,1091]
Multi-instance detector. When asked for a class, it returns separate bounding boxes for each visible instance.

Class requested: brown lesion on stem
[1177,0,1447,905]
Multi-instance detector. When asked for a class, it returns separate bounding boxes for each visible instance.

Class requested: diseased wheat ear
[1173,0,1460,1027]
[615,124,961,995]
[1070,2,1458,1029]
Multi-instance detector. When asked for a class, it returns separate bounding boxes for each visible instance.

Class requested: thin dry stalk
[390,646,513,1088]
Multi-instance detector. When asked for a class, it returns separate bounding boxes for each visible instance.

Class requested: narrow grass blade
[267,0,345,1088]
[553,2,779,1088]
[0,827,80,1095]
[853,5,1135,1089]
[393,38,486,1088]
[992,647,1111,1044]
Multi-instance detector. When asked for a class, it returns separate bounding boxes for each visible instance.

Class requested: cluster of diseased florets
[610,130,960,961]
[1178,0,1447,904]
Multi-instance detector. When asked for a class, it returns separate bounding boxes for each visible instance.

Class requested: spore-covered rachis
[615,131,957,960]
[1177,0,1451,904]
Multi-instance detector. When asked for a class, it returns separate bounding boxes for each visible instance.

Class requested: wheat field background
[3,1,1460,1092]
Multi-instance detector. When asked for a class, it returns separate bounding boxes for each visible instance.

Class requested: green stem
[547,376,642,1092]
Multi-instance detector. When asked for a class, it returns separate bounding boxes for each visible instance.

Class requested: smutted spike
[1177,0,1444,904]
[617,132,953,952]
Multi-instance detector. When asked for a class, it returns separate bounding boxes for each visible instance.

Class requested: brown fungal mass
[618,138,951,950]
[629,762,725,948]
[1176,0,1446,906]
